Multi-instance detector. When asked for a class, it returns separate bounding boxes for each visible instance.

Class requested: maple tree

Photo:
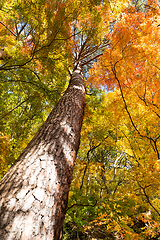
[1,0,160,239]
[67,1,160,239]
[65,0,160,239]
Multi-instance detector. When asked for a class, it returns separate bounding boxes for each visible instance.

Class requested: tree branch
[80,136,108,190]
[17,23,27,38]
[81,53,103,67]
[109,154,123,184]
[80,164,88,191]
[0,21,17,37]
[112,62,160,159]
[0,99,29,120]
[137,182,160,216]
[66,200,97,211]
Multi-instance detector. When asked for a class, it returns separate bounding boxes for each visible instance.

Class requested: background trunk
[0,67,85,240]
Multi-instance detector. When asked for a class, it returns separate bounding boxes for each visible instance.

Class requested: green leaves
[0,0,74,163]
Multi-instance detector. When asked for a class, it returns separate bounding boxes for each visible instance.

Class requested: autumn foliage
[1,0,160,239]
[66,1,160,239]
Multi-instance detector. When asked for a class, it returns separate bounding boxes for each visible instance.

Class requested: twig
[137,182,160,216]
[81,53,103,66]
[112,62,160,159]
[66,200,97,211]
[0,21,17,37]
[0,99,28,120]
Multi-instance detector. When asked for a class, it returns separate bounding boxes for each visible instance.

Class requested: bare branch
[109,154,123,184]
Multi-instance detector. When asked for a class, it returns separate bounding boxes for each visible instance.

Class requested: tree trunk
[0,65,86,240]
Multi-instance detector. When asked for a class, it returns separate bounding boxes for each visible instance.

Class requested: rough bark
[0,66,86,240]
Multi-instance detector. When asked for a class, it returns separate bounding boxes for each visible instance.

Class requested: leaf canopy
[1,0,160,238]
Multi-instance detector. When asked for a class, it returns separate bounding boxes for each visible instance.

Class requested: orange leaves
[88,3,160,104]
[88,57,117,90]
[86,3,160,226]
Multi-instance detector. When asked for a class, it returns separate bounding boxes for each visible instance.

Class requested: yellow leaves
[87,6,160,173]
[89,161,104,173]
[0,133,14,179]
[106,0,131,18]
[0,20,17,50]
[154,159,160,171]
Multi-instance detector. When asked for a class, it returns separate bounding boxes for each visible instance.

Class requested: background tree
[64,0,160,239]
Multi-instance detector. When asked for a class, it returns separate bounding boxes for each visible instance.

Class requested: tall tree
[0,64,85,239]
[0,0,111,238]
[2,0,159,239]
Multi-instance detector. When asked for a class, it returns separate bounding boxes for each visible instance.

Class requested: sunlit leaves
[0,0,77,162]
[0,132,14,178]
[1,0,160,238]
[64,2,160,238]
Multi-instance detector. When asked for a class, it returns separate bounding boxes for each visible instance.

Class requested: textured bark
[0,66,86,240]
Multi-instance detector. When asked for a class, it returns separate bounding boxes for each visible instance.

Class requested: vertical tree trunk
[0,66,86,240]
